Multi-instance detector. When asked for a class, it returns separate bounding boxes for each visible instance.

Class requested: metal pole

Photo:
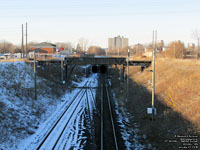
[127,49,130,100]
[198,38,199,59]
[61,55,64,84]
[34,51,37,100]
[152,30,156,120]
[65,64,68,82]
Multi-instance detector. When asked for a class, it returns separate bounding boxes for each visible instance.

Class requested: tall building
[108,35,128,50]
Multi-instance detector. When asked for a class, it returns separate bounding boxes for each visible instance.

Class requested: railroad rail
[100,75,118,150]
[34,79,95,150]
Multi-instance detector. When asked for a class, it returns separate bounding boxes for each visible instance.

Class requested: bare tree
[165,41,185,59]
[87,46,105,56]
[0,41,14,53]
[192,29,200,59]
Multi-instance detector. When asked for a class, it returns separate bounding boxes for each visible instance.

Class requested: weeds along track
[100,75,118,150]
[34,77,95,150]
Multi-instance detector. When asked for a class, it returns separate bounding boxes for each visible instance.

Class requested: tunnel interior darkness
[92,65,107,74]
[92,65,98,73]
[100,65,107,74]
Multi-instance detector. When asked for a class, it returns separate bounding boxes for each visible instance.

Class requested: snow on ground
[0,62,38,149]
[112,92,152,150]
[19,74,98,150]
[0,61,97,150]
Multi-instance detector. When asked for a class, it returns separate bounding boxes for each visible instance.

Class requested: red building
[30,42,56,54]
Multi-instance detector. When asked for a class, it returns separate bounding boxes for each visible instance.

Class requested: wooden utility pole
[21,24,24,58]
[26,22,28,57]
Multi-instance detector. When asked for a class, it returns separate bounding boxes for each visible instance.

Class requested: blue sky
[0,0,200,47]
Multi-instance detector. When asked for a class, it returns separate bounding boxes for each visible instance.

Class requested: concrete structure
[108,35,128,50]
[30,42,56,54]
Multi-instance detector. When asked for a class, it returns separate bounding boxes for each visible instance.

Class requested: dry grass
[132,58,200,127]
[0,59,25,62]
[111,58,200,149]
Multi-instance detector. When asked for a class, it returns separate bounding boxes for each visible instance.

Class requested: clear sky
[0,0,200,48]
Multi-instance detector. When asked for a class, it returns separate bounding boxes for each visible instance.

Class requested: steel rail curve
[35,80,90,150]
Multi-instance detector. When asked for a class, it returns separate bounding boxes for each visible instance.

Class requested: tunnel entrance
[92,65,107,74]
[100,65,107,74]
[92,65,98,73]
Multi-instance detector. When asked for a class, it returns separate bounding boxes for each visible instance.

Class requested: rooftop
[32,42,56,47]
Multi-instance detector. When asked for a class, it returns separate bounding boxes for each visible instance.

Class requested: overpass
[64,57,151,67]
[36,57,151,82]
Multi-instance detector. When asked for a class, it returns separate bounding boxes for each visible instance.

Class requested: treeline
[0,41,75,54]
[107,41,199,59]
[87,46,105,55]
[0,41,38,54]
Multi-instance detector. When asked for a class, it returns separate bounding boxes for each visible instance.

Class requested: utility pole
[182,43,184,59]
[34,51,37,100]
[61,55,65,84]
[197,38,199,59]
[26,22,28,57]
[151,30,156,120]
[21,24,24,58]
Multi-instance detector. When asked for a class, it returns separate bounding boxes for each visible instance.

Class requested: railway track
[26,74,121,150]
[100,75,118,150]
[32,77,96,150]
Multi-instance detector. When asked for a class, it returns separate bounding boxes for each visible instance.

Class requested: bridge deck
[37,57,151,66]
[65,57,126,65]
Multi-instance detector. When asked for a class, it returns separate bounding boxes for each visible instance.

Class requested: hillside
[0,61,84,150]
[111,58,200,149]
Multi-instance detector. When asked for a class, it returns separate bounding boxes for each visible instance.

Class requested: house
[30,42,56,54]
